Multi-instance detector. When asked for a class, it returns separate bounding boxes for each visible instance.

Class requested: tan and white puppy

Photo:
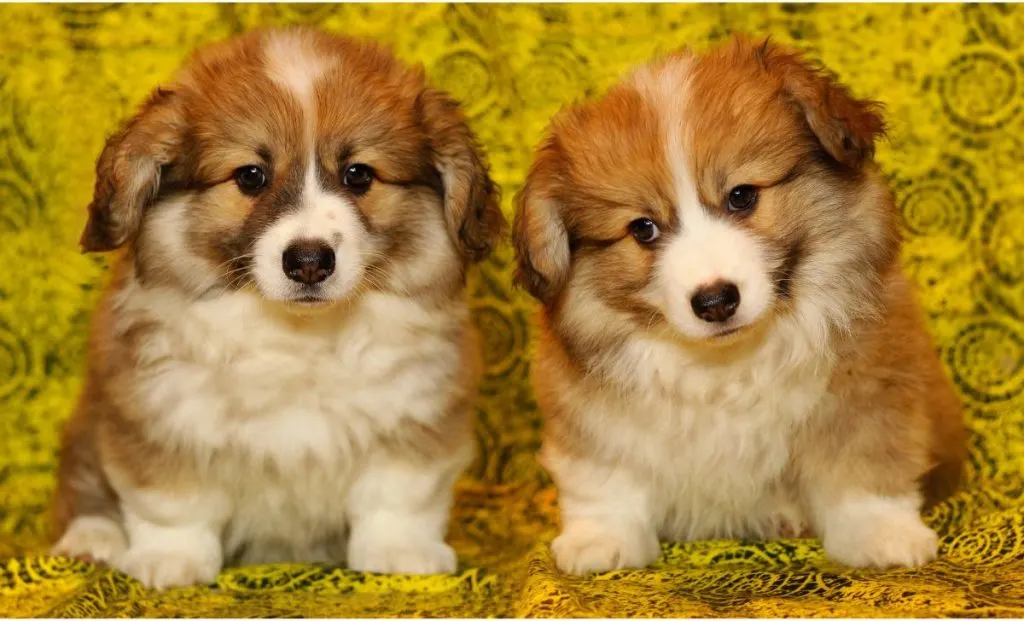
[50,27,505,589]
[513,37,966,574]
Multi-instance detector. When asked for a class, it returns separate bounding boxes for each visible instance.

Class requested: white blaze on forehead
[262,31,336,154]
[263,31,334,107]
[252,32,373,304]
[628,57,698,218]
[262,31,337,212]
[634,57,776,340]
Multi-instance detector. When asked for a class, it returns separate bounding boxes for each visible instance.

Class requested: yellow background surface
[0,3,1022,617]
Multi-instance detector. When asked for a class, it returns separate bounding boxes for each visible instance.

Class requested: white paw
[823,496,938,569]
[116,547,222,590]
[348,540,458,575]
[551,520,660,575]
[52,516,128,565]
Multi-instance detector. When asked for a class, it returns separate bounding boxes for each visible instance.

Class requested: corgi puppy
[50,26,505,589]
[513,37,965,574]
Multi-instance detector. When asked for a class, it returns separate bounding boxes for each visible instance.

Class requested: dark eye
[343,163,374,194]
[234,165,268,195]
[727,185,758,213]
[628,217,661,244]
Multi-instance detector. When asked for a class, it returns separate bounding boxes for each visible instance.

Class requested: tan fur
[52,27,504,587]
[515,37,965,574]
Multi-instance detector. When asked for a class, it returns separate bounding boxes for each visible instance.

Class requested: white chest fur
[114,286,468,557]
[578,320,834,541]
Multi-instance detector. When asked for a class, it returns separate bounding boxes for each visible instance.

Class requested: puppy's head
[514,37,897,345]
[82,27,504,307]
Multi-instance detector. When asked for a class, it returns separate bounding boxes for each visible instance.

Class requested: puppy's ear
[418,88,506,264]
[755,39,885,168]
[80,87,185,253]
[512,141,570,303]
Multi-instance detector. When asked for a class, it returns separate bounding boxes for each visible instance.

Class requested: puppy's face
[82,28,503,307]
[515,38,898,343]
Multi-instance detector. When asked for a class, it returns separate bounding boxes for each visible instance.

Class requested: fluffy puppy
[513,37,965,574]
[50,26,505,589]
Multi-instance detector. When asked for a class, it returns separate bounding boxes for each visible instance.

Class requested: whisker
[644,310,659,332]
[210,253,256,274]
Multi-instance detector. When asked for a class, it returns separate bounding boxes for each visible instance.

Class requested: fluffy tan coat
[513,37,965,574]
[51,26,505,589]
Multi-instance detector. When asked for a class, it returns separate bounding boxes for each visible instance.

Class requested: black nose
[690,281,740,323]
[282,240,335,285]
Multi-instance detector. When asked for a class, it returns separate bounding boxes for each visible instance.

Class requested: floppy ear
[756,39,885,168]
[418,88,505,264]
[80,87,185,253]
[512,141,570,304]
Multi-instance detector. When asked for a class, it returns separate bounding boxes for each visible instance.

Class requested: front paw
[116,547,222,590]
[823,497,938,569]
[552,519,660,575]
[52,516,128,566]
[348,540,458,575]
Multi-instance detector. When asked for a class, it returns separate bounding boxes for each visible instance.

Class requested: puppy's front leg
[800,406,938,568]
[115,487,230,590]
[811,488,937,569]
[346,445,469,575]
[545,447,661,575]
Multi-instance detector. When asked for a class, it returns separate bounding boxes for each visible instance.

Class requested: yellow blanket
[1,3,1022,617]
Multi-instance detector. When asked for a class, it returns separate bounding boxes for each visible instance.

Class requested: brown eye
[234,165,268,195]
[727,185,758,213]
[343,164,374,194]
[628,218,660,244]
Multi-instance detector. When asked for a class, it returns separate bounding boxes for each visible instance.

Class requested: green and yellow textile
[1,3,1023,617]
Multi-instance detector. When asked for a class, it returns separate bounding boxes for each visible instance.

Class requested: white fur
[57,29,474,590]
[140,197,224,295]
[551,64,827,551]
[346,447,468,574]
[251,161,374,303]
[90,277,472,587]
[552,286,829,549]
[548,60,930,574]
[252,32,373,305]
[53,516,128,565]
[637,59,776,341]
[252,31,461,304]
[263,30,333,112]
[544,450,661,574]
[652,194,777,340]
[818,493,937,568]
[117,505,223,591]
[551,519,660,576]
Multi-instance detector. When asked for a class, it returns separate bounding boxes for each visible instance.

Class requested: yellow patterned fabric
[0,3,1022,617]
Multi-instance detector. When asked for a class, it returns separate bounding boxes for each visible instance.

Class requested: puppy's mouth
[712,326,743,338]
[275,293,341,315]
[291,294,334,307]
[703,315,774,344]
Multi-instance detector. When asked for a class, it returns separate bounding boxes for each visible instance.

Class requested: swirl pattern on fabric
[0,3,1022,617]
